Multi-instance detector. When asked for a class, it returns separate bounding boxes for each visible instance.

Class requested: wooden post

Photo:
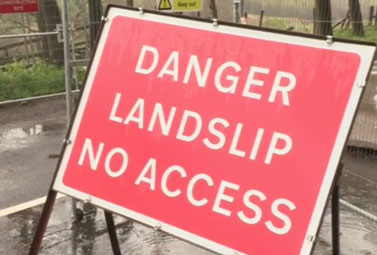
[369,6,374,25]
[259,10,264,27]
[28,190,58,255]
[345,10,351,28]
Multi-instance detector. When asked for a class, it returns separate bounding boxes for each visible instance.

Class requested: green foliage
[75,66,87,87]
[334,26,377,43]
[262,18,290,30]
[0,59,65,101]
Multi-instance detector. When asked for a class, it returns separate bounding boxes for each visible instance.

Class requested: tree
[313,0,333,36]
[348,0,364,36]
[37,0,64,66]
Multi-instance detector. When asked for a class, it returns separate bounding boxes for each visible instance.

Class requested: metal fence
[0,0,93,101]
[1,0,377,148]
[0,3,376,147]
[347,71,377,160]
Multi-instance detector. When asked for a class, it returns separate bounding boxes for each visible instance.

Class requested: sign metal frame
[31,5,376,255]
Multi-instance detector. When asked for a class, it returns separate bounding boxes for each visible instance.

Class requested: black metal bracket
[331,163,343,255]
[28,191,122,255]
[105,210,122,255]
[29,163,344,255]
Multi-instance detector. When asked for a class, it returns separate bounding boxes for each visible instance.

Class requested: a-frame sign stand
[27,5,376,255]
[104,210,122,255]
[331,163,343,255]
[28,164,345,255]
[28,189,122,255]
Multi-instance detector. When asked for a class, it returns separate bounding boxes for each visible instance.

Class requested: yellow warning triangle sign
[158,0,172,10]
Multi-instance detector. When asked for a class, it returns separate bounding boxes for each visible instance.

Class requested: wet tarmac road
[0,96,377,254]
[0,192,376,255]
[0,97,66,209]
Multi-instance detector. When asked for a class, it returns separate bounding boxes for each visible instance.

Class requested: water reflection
[341,169,377,215]
[0,124,43,152]
[5,208,41,254]
[71,203,97,255]
[2,124,43,139]
[314,206,377,255]
[2,193,376,255]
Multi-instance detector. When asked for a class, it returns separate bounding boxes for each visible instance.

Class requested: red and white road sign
[0,0,38,13]
[53,6,376,255]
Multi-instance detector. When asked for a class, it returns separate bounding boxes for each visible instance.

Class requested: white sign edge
[52,6,377,255]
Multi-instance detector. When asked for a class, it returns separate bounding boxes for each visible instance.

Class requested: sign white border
[53,6,376,255]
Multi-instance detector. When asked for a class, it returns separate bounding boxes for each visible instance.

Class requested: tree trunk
[348,0,364,36]
[313,0,333,36]
[88,0,103,50]
[37,0,64,66]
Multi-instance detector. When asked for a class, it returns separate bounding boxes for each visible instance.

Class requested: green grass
[260,16,377,44]
[334,26,377,43]
[262,17,313,33]
[0,59,65,101]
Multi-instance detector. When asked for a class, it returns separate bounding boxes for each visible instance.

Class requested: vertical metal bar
[210,0,218,19]
[331,163,343,255]
[66,0,79,91]
[369,6,374,26]
[81,0,90,57]
[62,0,77,221]
[233,0,240,23]
[28,190,58,255]
[239,0,244,18]
[62,0,73,127]
[104,211,122,255]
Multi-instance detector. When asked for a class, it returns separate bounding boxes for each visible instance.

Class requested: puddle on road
[0,200,214,255]
[314,206,377,255]
[0,124,44,152]
[341,168,377,215]
[0,122,65,153]
[2,124,43,139]
[312,161,377,255]
[1,193,375,255]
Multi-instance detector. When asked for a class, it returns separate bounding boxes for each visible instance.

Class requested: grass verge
[0,59,65,101]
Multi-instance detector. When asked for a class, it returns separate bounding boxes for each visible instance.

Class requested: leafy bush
[0,59,65,101]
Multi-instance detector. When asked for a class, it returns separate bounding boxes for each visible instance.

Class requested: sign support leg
[28,190,58,255]
[105,210,122,255]
[331,163,343,255]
